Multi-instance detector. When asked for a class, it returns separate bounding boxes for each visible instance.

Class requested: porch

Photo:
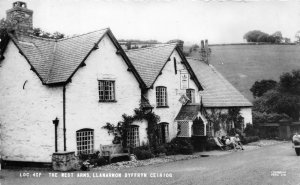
[175,104,209,151]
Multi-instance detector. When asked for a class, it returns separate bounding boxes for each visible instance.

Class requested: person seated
[220,136,227,145]
[233,134,244,150]
[225,136,237,150]
[293,132,300,145]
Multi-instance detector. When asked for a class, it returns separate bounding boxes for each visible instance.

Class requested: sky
[0,0,300,44]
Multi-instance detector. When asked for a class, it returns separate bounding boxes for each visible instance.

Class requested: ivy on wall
[102,106,160,148]
[205,107,244,134]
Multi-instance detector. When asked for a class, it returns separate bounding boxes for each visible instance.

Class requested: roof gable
[126,44,202,90]
[187,57,252,107]
[6,28,145,87]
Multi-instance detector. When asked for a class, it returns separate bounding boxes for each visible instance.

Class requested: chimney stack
[6,1,33,34]
[201,40,204,48]
[205,40,208,49]
[199,39,211,65]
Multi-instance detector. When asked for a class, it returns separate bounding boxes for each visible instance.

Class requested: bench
[100,144,130,163]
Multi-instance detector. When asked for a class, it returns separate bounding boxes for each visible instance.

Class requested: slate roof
[6,29,145,87]
[125,44,202,90]
[187,57,252,107]
[8,29,108,84]
[125,44,177,88]
[175,104,200,120]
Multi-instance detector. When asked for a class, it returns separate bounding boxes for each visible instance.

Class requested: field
[189,44,300,102]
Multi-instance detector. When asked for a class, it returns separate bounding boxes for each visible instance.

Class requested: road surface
[1,142,300,185]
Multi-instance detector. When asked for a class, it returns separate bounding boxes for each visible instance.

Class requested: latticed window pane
[186,89,195,103]
[177,121,190,137]
[127,126,140,148]
[156,87,167,106]
[98,80,115,101]
[76,129,94,154]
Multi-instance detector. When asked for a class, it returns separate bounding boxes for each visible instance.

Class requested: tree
[250,79,277,98]
[33,27,65,39]
[257,33,269,42]
[243,30,268,42]
[279,70,300,95]
[252,70,300,122]
[272,31,283,44]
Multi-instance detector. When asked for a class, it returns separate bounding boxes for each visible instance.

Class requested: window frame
[206,122,213,136]
[127,125,140,148]
[186,88,195,103]
[98,80,116,102]
[158,123,169,144]
[156,86,168,108]
[76,128,94,154]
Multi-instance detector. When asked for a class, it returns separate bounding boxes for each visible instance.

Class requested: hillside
[189,45,300,102]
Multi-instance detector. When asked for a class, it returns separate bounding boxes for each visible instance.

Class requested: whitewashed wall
[240,107,253,125]
[147,50,200,140]
[65,34,142,154]
[0,42,63,162]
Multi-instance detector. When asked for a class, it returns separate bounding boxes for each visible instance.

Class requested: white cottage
[0,2,148,163]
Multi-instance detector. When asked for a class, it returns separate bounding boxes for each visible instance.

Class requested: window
[127,126,140,148]
[158,123,169,144]
[98,80,115,102]
[156,86,168,107]
[76,129,94,154]
[227,121,234,133]
[186,89,195,103]
[206,122,213,136]
[177,121,190,137]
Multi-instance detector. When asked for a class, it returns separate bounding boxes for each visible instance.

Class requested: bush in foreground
[133,146,154,160]
[165,137,194,155]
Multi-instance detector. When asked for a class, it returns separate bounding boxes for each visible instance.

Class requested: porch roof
[175,104,200,121]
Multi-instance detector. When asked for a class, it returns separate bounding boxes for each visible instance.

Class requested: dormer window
[156,86,168,107]
[98,80,115,102]
[186,89,195,103]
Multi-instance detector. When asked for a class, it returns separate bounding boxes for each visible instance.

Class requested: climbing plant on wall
[227,108,244,130]
[205,109,227,132]
[102,106,160,148]
[204,108,243,134]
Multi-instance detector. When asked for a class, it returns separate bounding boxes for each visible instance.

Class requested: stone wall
[52,151,79,171]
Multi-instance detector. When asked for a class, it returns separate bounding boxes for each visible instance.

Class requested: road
[1,142,300,185]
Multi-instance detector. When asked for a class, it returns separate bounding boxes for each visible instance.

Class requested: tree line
[243,30,290,44]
